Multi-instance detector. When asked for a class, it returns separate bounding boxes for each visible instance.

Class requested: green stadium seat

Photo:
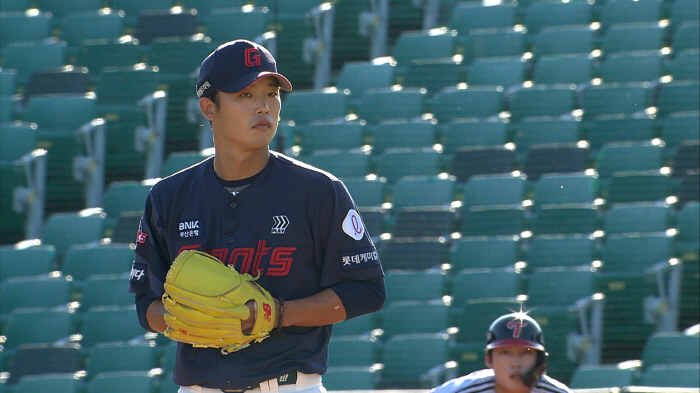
[512,118,582,159]
[146,36,215,76]
[85,342,158,379]
[523,1,593,34]
[391,30,456,66]
[390,175,455,209]
[530,203,600,235]
[508,85,578,123]
[449,236,519,271]
[601,22,667,55]
[281,90,349,125]
[368,120,436,155]
[451,269,522,308]
[640,332,700,371]
[0,40,66,84]
[0,274,73,314]
[102,180,153,232]
[0,122,37,163]
[586,114,656,152]
[530,25,598,58]
[201,7,270,44]
[459,27,527,65]
[80,274,135,310]
[5,344,83,385]
[342,178,385,207]
[669,0,700,27]
[581,82,652,120]
[61,243,135,282]
[296,121,364,156]
[657,80,700,117]
[132,9,198,46]
[449,145,515,184]
[377,333,453,389]
[37,0,104,22]
[353,87,425,124]
[531,54,594,85]
[677,169,699,209]
[60,10,125,47]
[41,210,106,258]
[303,150,369,180]
[328,336,378,367]
[390,206,457,238]
[598,0,664,31]
[0,0,30,12]
[322,367,377,390]
[428,86,505,123]
[640,363,700,388]
[400,57,463,96]
[461,173,526,210]
[447,3,516,34]
[524,234,595,272]
[603,202,670,234]
[161,150,213,177]
[461,205,524,237]
[13,373,81,393]
[378,237,447,271]
[675,201,699,255]
[22,68,91,106]
[79,305,148,347]
[531,172,599,208]
[2,307,76,348]
[605,170,670,205]
[384,270,445,304]
[379,300,451,339]
[659,111,699,158]
[672,21,700,52]
[522,143,591,181]
[0,244,56,281]
[0,69,16,97]
[595,141,664,179]
[375,148,441,185]
[598,50,665,83]
[181,0,245,14]
[0,10,51,47]
[440,119,509,155]
[73,39,143,75]
[569,364,636,389]
[85,371,155,393]
[670,49,700,81]
[466,56,527,90]
[335,61,396,102]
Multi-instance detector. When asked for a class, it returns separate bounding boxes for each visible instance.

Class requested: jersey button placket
[230,202,237,209]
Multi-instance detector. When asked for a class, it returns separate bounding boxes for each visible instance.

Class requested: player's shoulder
[535,374,573,393]
[270,151,341,183]
[150,155,213,194]
[431,369,496,393]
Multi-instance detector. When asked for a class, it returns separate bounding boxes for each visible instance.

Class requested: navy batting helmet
[486,312,545,352]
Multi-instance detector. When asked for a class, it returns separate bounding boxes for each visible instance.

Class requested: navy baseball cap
[196,40,292,98]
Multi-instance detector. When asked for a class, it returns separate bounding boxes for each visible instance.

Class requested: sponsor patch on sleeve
[340,246,380,271]
[129,262,148,284]
[342,209,365,240]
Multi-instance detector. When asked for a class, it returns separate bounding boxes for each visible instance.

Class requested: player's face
[209,76,281,152]
[486,347,538,393]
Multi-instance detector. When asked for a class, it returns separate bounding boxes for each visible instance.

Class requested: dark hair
[209,90,220,107]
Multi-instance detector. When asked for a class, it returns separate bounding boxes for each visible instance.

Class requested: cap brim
[218,71,292,95]
[486,339,545,352]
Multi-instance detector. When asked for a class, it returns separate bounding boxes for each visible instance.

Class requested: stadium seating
[378,237,447,271]
[524,234,595,272]
[2,307,76,348]
[390,206,457,238]
[0,11,52,48]
[447,3,516,34]
[201,7,271,45]
[459,27,527,65]
[1,274,73,314]
[1,40,66,84]
[429,86,505,123]
[581,82,653,120]
[601,22,667,55]
[377,333,454,389]
[460,205,524,237]
[531,53,594,85]
[383,270,445,304]
[375,148,442,185]
[84,342,158,379]
[512,118,582,160]
[640,332,700,371]
[449,145,515,184]
[640,363,700,387]
[521,143,591,181]
[448,236,519,271]
[522,1,593,34]
[296,121,365,156]
[78,305,149,347]
[335,61,396,103]
[450,269,522,307]
[508,85,578,123]
[303,150,369,180]
[353,87,426,124]
[569,364,636,389]
[4,344,83,384]
[0,244,56,281]
[439,119,509,155]
[12,373,82,393]
[657,80,700,117]
[530,25,598,58]
[603,202,670,235]
[84,371,156,393]
[323,367,377,390]
[101,180,153,232]
[41,209,106,259]
[670,49,700,81]
[400,57,464,96]
[529,203,600,235]
[60,10,126,47]
[79,274,135,310]
[369,120,436,155]
[598,0,664,31]
[60,243,135,282]
[531,172,599,208]
[466,56,527,90]
[390,175,455,209]
[461,173,526,210]
[327,336,378,368]
[379,300,451,338]
[586,114,656,152]
[672,21,700,53]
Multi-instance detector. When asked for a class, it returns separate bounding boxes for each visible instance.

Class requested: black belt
[222,371,298,392]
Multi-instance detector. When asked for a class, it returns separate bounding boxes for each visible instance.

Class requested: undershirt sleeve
[330,276,386,320]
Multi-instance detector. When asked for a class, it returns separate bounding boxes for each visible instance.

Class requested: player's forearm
[146,298,168,334]
[281,288,347,327]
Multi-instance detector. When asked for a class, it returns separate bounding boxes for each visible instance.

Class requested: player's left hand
[162,250,278,353]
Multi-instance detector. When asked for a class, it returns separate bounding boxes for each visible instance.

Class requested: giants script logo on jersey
[342,209,365,240]
[508,319,528,338]
[178,240,296,277]
[271,215,289,234]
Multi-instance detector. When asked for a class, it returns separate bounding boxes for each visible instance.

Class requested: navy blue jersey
[128,152,384,389]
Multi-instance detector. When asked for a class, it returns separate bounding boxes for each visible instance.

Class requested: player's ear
[485,351,493,369]
[200,97,217,121]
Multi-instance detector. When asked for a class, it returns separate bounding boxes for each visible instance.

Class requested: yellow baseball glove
[162,250,277,353]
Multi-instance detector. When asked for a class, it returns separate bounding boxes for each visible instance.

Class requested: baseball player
[128,39,386,393]
[431,313,573,393]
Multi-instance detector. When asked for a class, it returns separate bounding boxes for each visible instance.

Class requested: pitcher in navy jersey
[128,39,385,393]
